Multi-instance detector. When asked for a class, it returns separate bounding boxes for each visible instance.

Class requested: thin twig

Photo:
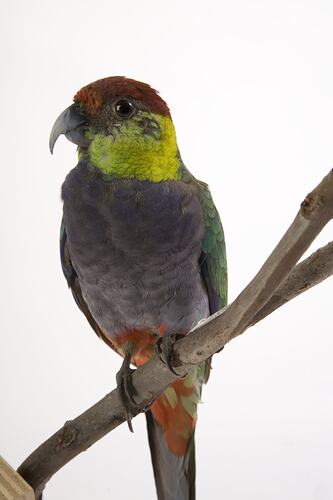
[251,240,333,326]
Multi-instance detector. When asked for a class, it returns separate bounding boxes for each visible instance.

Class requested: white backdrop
[1,1,333,499]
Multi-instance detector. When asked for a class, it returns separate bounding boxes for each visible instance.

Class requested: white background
[1,1,333,499]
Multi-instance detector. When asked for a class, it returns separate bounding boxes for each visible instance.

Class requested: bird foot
[155,332,183,376]
[116,353,141,433]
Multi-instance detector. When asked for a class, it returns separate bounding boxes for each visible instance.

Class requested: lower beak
[49,104,88,154]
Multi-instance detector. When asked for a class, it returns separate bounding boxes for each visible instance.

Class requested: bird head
[50,76,180,182]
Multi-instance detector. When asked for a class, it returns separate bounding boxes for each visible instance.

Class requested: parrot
[49,76,227,500]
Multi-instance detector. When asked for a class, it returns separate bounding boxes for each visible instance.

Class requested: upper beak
[49,104,88,154]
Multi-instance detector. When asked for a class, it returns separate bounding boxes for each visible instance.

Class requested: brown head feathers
[74,76,170,117]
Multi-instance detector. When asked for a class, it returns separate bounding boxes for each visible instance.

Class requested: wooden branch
[17,169,333,499]
[251,240,333,326]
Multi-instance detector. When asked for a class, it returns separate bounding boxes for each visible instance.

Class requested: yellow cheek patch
[88,114,180,182]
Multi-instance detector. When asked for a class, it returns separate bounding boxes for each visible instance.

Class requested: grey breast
[61,162,209,338]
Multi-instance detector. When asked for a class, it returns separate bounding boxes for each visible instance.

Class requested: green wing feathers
[200,184,228,309]
[181,164,227,310]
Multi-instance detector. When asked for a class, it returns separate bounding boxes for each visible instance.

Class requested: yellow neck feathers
[86,114,180,182]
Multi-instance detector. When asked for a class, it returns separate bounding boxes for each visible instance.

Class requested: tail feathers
[146,410,196,500]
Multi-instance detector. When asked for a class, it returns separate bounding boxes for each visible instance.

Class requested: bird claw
[116,353,141,433]
[155,333,183,376]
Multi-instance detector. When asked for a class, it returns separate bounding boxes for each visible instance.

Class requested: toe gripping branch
[116,351,143,433]
[154,332,185,377]
[117,333,186,432]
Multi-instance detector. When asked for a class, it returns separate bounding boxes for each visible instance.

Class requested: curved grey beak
[49,104,88,154]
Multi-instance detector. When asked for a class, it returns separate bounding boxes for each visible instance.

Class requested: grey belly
[62,167,210,339]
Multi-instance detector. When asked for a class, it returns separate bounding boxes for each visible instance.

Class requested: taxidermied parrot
[49,76,227,500]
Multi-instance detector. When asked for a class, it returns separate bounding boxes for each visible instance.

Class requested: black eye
[115,99,135,118]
